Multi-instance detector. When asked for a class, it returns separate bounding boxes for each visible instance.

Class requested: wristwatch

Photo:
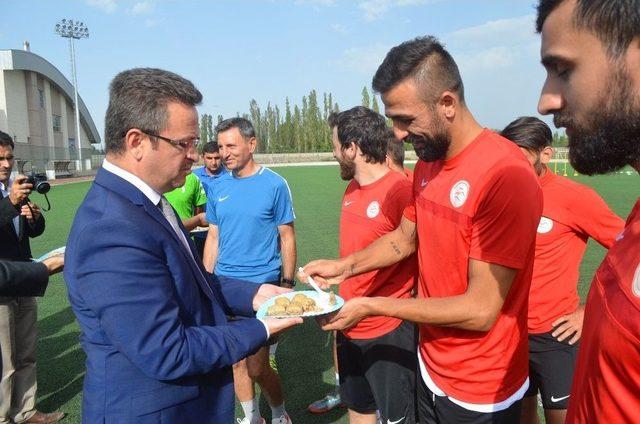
[282,278,296,287]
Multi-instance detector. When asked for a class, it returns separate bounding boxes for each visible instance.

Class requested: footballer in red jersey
[301,37,542,424]
[537,0,640,422]
[501,116,624,424]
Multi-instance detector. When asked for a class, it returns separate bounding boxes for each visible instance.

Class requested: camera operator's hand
[43,254,64,275]
[8,175,32,206]
[21,202,41,223]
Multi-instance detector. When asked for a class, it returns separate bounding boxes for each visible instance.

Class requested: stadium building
[0,44,100,177]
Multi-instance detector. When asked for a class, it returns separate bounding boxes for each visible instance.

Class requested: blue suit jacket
[64,168,268,423]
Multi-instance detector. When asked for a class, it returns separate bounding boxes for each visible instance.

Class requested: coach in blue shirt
[64,68,301,424]
[203,118,297,424]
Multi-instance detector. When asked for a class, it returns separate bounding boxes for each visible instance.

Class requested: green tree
[361,86,371,108]
[372,95,380,113]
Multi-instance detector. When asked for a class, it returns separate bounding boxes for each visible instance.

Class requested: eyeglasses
[140,130,200,151]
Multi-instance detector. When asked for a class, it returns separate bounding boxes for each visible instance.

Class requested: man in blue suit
[64,68,301,423]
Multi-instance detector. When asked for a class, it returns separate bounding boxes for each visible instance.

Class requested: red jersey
[339,170,416,339]
[404,129,542,404]
[529,169,624,333]
[566,198,640,424]
[403,167,413,182]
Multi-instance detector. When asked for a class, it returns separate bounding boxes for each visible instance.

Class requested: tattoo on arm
[390,241,402,256]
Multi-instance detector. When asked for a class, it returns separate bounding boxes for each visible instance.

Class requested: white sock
[240,396,261,424]
[270,403,286,419]
[269,342,278,356]
[335,371,340,389]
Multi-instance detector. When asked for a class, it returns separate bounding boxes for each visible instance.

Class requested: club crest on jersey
[537,217,554,234]
[366,201,380,218]
[632,262,640,298]
[450,180,470,208]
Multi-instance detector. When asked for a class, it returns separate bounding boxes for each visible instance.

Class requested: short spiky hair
[372,36,464,104]
[536,0,640,57]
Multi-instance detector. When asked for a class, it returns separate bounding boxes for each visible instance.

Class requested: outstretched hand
[317,297,370,331]
[253,284,293,311]
[298,259,350,289]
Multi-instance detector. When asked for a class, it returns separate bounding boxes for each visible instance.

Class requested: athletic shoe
[272,413,292,424]
[236,418,266,424]
[269,354,278,373]
[307,392,343,414]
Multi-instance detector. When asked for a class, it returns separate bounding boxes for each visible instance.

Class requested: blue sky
[1,0,551,142]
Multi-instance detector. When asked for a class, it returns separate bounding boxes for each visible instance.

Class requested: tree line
[199,86,382,153]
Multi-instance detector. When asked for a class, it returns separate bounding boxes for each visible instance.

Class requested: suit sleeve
[209,274,260,317]
[67,218,267,381]
[0,260,49,297]
[0,196,19,227]
[25,211,45,238]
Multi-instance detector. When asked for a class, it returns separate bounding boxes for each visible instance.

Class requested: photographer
[0,131,63,424]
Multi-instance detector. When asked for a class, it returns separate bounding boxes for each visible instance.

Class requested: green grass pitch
[29,164,638,423]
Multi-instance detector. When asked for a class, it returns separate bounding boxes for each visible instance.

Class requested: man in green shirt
[165,172,208,234]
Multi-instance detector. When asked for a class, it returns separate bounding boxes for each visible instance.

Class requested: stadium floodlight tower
[54,18,89,171]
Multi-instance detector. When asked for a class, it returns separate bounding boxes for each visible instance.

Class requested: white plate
[256,290,344,319]
[35,246,66,262]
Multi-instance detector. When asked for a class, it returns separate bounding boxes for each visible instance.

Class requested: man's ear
[540,146,554,165]
[439,90,458,121]
[124,129,146,160]
[248,137,257,153]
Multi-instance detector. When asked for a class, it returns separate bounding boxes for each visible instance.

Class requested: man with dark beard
[536,1,640,422]
[300,37,542,424]
[328,106,417,424]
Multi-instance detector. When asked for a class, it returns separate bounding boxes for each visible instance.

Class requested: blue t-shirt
[192,165,226,196]
[206,166,295,283]
[193,166,227,239]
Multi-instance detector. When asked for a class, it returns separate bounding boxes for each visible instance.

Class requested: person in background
[0,131,61,424]
[536,1,640,422]
[164,172,208,232]
[386,131,413,181]
[192,142,226,257]
[327,106,417,424]
[501,116,624,424]
[203,118,296,424]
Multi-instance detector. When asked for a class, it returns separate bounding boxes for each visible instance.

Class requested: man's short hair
[386,131,405,167]
[104,68,203,155]
[536,0,640,57]
[215,117,255,140]
[372,36,465,104]
[202,142,219,154]
[328,106,388,164]
[0,131,14,150]
[501,116,553,152]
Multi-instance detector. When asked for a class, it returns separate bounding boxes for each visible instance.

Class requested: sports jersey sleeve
[469,164,542,269]
[403,163,422,222]
[194,178,207,208]
[205,184,219,225]
[385,179,413,224]
[572,186,624,248]
[273,178,295,225]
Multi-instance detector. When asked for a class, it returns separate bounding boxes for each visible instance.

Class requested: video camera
[25,173,51,195]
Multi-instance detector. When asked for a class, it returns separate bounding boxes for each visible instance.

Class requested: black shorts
[417,377,522,424]
[337,320,417,424]
[524,331,578,409]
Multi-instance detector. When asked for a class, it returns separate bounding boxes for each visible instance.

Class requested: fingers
[264,317,303,335]
[551,315,569,328]
[568,330,581,345]
[553,323,577,342]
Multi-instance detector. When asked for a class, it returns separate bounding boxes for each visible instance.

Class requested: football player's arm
[301,216,417,288]
[202,224,219,273]
[576,187,625,248]
[322,260,516,331]
[181,212,207,232]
